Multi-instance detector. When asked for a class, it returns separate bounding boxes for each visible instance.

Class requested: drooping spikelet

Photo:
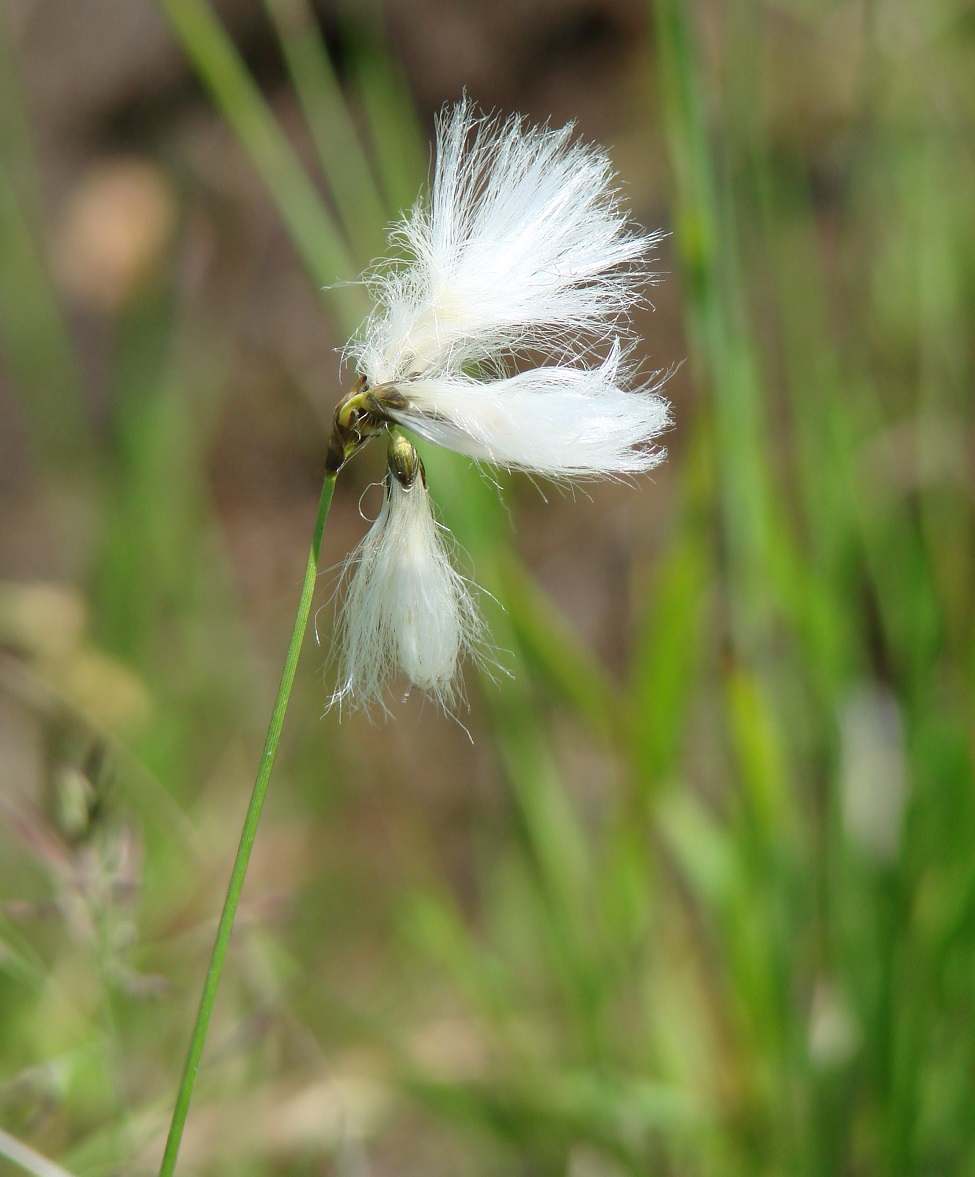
[329,434,484,715]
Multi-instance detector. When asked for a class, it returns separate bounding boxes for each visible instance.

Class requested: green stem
[158,472,337,1177]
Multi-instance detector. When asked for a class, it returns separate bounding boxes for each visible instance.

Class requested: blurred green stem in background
[158,472,337,1177]
[652,0,779,660]
[0,11,92,472]
[261,0,390,262]
[155,0,366,329]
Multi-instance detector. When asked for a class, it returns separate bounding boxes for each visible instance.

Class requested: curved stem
[159,472,337,1177]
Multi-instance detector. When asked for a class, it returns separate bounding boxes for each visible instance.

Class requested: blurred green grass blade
[498,550,623,744]
[603,429,712,967]
[757,173,859,571]
[92,301,210,659]
[156,0,366,332]
[401,889,529,1046]
[756,162,948,707]
[656,787,737,910]
[651,0,780,653]
[344,22,428,217]
[0,19,91,469]
[85,287,265,804]
[915,137,975,670]
[483,657,605,1042]
[667,785,797,1094]
[743,184,859,699]
[261,0,390,263]
[403,1067,697,1170]
[628,529,708,779]
[742,117,897,708]
[61,1101,162,1177]
[590,826,655,970]
[724,667,794,879]
[0,171,88,468]
[422,449,592,899]
[628,422,712,784]
[0,911,47,988]
[420,448,610,1051]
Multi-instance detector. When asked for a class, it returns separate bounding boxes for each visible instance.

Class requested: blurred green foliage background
[1,0,974,1174]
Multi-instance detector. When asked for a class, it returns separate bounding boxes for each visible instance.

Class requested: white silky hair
[329,466,485,715]
[350,101,664,369]
[348,103,669,477]
[385,346,672,476]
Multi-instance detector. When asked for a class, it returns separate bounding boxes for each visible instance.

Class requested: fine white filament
[347,99,671,477]
[330,471,484,715]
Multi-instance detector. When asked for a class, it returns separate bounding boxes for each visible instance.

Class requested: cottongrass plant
[329,100,670,709]
[159,100,670,1175]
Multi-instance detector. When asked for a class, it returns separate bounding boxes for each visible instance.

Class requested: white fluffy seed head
[328,444,486,716]
[345,99,670,477]
[349,98,662,385]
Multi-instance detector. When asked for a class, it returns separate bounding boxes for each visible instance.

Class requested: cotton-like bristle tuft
[348,99,662,388]
[329,461,485,715]
[384,345,671,477]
